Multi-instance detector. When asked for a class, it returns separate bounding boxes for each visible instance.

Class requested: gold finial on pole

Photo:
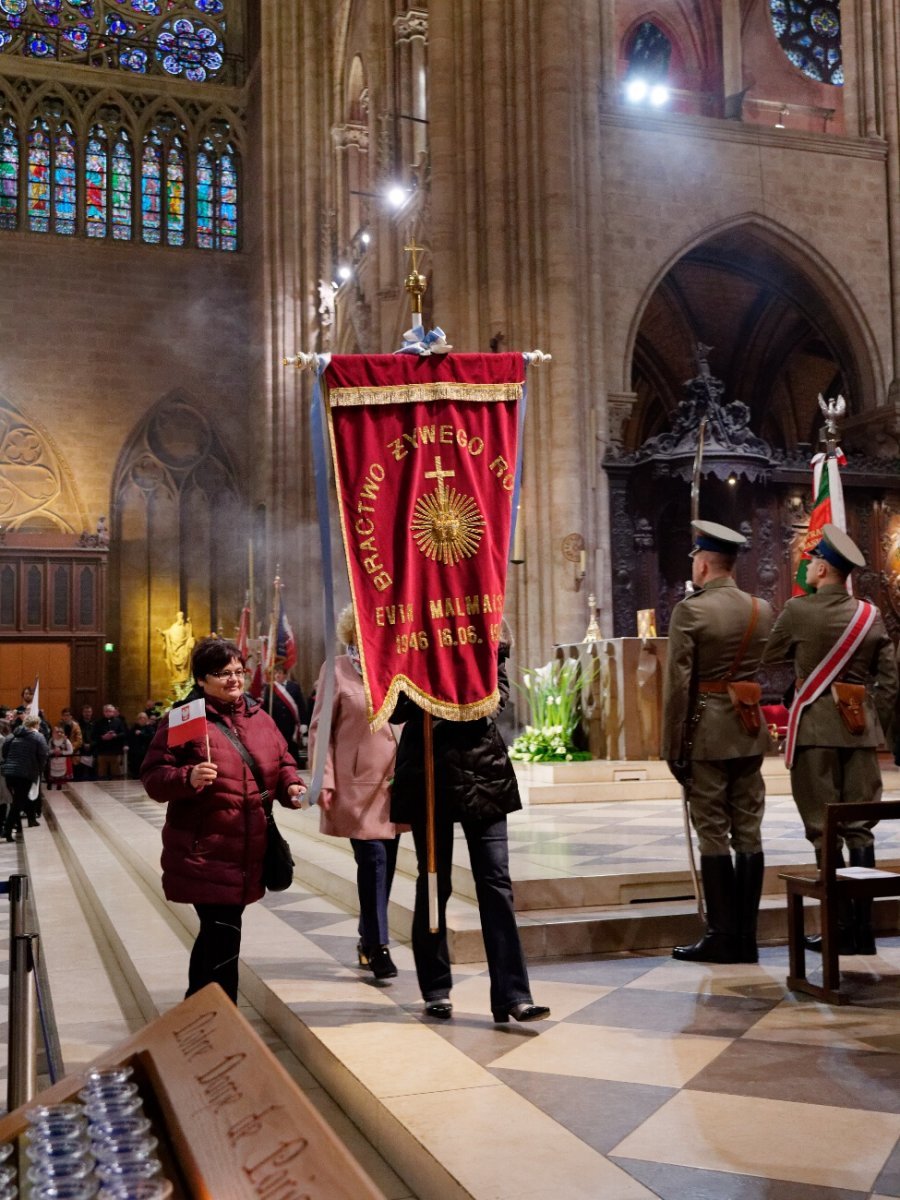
[403,239,427,322]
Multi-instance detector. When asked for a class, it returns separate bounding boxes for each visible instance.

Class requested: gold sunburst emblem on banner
[411,455,486,566]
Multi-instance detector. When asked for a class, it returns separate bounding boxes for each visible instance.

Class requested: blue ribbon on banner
[508,354,531,557]
[394,325,451,355]
[305,355,336,806]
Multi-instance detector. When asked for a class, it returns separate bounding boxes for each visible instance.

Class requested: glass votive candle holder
[26,1139,92,1166]
[0,1185,15,1200]
[78,1082,138,1105]
[95,1159,162,1186]
[82,1067,133,1089]
[87,1117,151,1145]
[83,1095,144,1122]
[26,1104,86,1128]
[99,1181,173,1200]
[28,1157,96,1186]
[0,1164,14,1188]
[93,1137,157,1167]
[30,1180,99,1200]
[0,1143,14,1164]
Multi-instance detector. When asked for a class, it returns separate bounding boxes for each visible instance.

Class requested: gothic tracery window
[625,21,672,82]
[0,1,231,84]
[0,114,18,229]
[770,1,843,85]
[196,127,237,251]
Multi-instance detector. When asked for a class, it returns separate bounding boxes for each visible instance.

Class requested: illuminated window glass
[53,121,76,234]
[140,127,161,244]
[27,116,51,232]
[626,21,671,81]
[111,130,132,239]
[166,137,184,245]
[0,116,18,229]
[770,1,842,85]
[86,126,108,238]
[197,135,238,251]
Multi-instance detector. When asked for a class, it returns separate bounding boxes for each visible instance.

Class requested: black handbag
[208,715,295,892]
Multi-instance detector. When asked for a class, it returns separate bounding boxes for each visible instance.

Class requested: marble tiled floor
[105,780,900,1200]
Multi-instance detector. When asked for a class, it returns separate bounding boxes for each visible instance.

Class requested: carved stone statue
[158,611,195,686]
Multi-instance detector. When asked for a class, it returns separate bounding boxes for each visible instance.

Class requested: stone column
[254,1,332,685]
[878,0,900,382]
[427,1,609,668]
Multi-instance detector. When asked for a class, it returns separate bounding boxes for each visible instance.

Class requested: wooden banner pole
[423,710,438,931]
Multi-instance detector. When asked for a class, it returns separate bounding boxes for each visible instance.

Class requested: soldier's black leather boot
[735,851,765,963]
[805,848,857,955]
[849,845,877,955]
[673,855,739,963]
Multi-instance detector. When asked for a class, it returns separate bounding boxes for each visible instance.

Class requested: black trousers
[351,836,399,948]
[188,903,245,1004]
[409,808,532,1012]
[3,776,34,838]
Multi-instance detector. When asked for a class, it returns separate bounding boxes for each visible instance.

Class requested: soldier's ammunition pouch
[830,682,867,735]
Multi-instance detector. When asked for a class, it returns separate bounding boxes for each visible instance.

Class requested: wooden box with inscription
[0,986,387,1199]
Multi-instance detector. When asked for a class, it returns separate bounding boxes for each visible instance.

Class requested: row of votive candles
[0,1065,174,1199]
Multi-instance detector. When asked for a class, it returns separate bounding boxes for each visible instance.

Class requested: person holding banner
[308,604,405,980]
[141,637,306,1003]
[390,641,549,1024]
[764,525,897,955]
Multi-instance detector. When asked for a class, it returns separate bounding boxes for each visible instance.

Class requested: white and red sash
[274,680,301,740]
[784,600,877,768]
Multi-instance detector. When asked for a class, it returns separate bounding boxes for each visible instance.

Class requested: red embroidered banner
[325,353,524,728]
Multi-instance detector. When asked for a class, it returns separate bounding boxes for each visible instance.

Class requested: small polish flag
[167,698,208,748]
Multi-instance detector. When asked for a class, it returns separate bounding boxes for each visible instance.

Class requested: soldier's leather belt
[697,681,730,693]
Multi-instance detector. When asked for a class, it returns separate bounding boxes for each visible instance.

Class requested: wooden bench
[780,800,900,1005]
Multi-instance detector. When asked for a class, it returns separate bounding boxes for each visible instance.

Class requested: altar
[556,636,669,760]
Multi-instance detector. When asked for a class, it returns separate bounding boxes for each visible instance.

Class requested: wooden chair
[780,800,900,1005]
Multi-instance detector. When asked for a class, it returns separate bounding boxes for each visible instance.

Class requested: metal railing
[5,873,63,1112]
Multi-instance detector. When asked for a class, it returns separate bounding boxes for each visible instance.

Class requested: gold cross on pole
[425,456,455,499]
[404,239,424,275]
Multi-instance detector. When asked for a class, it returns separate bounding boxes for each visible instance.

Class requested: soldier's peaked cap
[690,520,747,556]
[810,523,866,573]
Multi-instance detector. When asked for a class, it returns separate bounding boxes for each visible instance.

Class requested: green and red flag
[793,449,847,595]
[323,352,525,728]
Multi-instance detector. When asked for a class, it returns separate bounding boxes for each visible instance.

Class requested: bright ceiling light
[625,78,648,103]
[337,264,352,282]
[649,84,670,107]
[360,231,371,245]
[386,185,410,208]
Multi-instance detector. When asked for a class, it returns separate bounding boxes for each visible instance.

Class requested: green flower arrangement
[510,659,593,763]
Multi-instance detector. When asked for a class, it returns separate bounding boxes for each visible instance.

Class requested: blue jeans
[409,809,532,1012]
[351,837,399,948]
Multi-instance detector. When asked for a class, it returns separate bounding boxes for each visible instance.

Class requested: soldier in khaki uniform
[763,524,897,954]
[663,521,774,963]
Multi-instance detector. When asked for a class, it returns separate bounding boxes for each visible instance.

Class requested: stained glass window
[53,121,76,234]
[140,127,161,243]
[166,138,184,245]
[0,2,232,81]
[770,1,842,85]
[27,116,50,232]
[626,21,672,81]
[196,135,238,251]
[86,127,108,237]
[111,131,132,239]
[0,116,18,229]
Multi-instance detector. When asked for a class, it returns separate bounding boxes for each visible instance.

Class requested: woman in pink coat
[309,605,404,980]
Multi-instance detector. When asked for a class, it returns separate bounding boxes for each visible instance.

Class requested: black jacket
[389,647,520,824]
[1,726,49,782]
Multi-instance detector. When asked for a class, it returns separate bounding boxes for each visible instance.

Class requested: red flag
[275,592,297,671]
[793,450,847,596]
[167,698,207,747]
[325,352,523,728]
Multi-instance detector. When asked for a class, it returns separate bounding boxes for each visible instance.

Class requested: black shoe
[672,933,740,963]
[425,1000,452,1020]
[369,945,397,980]
[356,941,371,969]
[27,819,38,828]
[804,930,858,956]
[493,1002,551,1024]
[735,850,764,963]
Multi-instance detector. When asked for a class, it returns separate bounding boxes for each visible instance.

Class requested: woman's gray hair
[336,603,357,648]
[23,715,41,730]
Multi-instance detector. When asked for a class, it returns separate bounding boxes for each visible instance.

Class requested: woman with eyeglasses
[142,637,306,1002]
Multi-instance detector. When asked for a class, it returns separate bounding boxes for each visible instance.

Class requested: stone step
[515,758,792,804]
[40,786,654,1200]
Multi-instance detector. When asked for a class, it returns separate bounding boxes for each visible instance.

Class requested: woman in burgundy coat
[142,637,305,1002]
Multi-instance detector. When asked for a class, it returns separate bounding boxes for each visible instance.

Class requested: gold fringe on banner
[329,382,522,407]
[367,673,501,732]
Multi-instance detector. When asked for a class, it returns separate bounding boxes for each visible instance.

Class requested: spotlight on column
[337,264,352,283]
[386,184,411,209]
[649,84,671,107]
[360,231,371,245]
[625,78,648,104]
